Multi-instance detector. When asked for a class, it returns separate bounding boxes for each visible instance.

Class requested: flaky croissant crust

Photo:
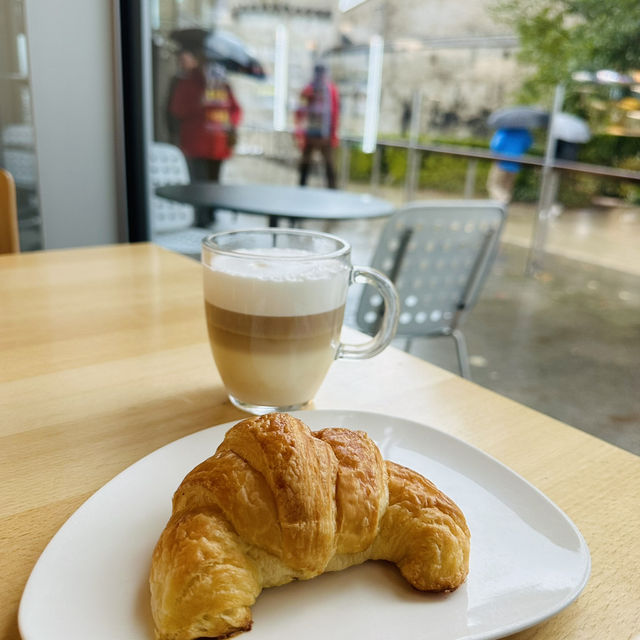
[150,413,470,640]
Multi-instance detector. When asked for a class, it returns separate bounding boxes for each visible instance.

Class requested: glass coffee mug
[202,228,399,414]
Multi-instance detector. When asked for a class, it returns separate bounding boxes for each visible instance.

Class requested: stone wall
[336,0,510,41]
[332,0,521,138]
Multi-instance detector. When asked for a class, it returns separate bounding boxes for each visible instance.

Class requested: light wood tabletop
[1,243,638,640]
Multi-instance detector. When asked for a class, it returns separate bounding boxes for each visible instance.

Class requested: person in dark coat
[169,50,242,225]
[295,63,340,189]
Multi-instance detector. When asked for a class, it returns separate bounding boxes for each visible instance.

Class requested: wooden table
[156,182,395,227]
[1,244,638,639]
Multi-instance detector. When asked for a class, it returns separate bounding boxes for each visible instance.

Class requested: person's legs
[500,170,517,204]
[187,158,221,226]
[207,159,222,183]
[203,159,223,225]
[487,163,515,204]
[320,141,337,189]
[187,158,213,227]
[187,157,206,181]
[299,138,314,186]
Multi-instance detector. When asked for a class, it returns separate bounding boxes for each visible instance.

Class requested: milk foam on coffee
[203,248,350,316]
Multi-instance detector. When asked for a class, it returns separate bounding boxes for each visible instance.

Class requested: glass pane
[146,0,351,256]
[0,0,43,251]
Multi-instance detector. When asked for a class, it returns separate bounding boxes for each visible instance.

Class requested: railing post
[405,149,420,202]
[464,159,478,198]
[339,141,351,189]
[526,83,565,275]
[370,145,382,193]
[404,89,422,203]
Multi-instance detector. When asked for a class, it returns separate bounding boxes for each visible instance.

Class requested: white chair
[356,200,506,379]
[2,149,37,190]
[2,123,34,146]
[149,142,210,257]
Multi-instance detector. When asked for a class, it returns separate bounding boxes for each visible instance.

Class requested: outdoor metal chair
[149,142,210,258]
[356,200,506,379]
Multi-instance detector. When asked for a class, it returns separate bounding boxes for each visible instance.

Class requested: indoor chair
[356,200,506,379]
[149,142,210,258]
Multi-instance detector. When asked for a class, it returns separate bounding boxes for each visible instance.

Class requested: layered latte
[203,248,350,407]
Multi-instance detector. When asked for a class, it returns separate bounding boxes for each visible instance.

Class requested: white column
[273,24,289,132]
[362,34,383,154]
[24,0,122,249]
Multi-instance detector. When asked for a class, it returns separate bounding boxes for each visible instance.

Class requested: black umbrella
[170,28,265,79]
[488,106,549,130]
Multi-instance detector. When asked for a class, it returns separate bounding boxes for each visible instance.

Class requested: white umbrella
[551,113,591,143]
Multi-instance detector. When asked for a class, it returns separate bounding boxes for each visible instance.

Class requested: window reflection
[0,0,43,251]
[147,0,348,248]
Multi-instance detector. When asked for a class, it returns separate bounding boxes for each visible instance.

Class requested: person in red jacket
[169,50,242,225]
[295,63,340,189]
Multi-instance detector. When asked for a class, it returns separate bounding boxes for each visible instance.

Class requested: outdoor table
[156,182,395,227]
[1,243,639,640]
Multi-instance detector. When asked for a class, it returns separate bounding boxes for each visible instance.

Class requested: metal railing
[235,124,640,273]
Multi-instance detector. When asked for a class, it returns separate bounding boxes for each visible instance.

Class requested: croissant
[150,413,470,640]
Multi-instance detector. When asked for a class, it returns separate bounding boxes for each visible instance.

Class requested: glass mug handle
[336,266,400,360]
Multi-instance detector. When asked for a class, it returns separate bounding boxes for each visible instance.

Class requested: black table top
[156,182,395,221]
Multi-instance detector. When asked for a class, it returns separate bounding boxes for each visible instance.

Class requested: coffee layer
[203,248,350,317]
[205,302,345,407]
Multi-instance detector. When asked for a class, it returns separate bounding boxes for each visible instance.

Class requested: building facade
[153,0,522,140]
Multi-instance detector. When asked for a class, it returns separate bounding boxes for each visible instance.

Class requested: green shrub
[512,167,541,203]
[557,173,601,207]
[474,161,492,195]
[383,147,407,185]
[618,155,640,204]
[349,148,373,182]
[418,152,470,192]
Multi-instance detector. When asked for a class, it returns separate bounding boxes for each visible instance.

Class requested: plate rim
[294,409,592,638]
[18,408,591,640]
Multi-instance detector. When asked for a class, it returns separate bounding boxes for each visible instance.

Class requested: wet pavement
[409,243,640,455]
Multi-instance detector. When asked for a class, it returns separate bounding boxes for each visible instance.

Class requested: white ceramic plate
[19,410,590,640]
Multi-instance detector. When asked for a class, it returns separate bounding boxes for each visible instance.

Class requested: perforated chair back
[356,200,505,377]
[149,143,195,233]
